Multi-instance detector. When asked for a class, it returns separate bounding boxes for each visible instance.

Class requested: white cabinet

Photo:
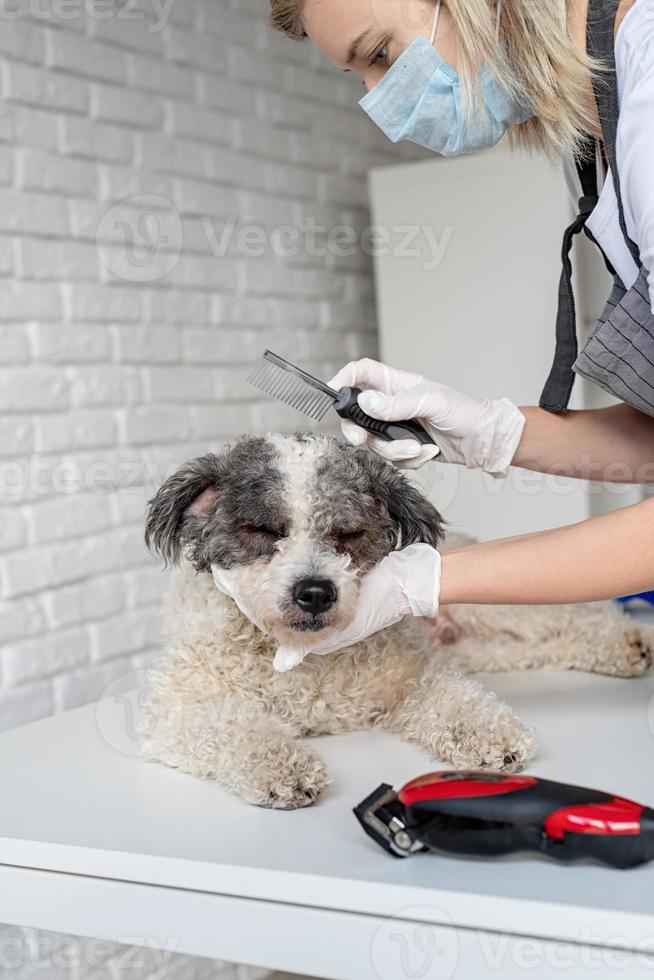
[368,144,617,540]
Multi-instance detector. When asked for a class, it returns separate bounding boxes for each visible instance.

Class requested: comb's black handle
[334,387,436,446]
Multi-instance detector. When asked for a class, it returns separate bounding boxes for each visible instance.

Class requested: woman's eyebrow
[345,28,373,67]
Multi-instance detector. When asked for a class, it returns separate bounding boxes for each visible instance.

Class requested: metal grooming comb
[248,350,436,446]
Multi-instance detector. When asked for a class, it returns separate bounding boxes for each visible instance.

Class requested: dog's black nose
[292,578,337,615]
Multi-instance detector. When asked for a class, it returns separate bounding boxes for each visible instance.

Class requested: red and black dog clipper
[353,771,654,868]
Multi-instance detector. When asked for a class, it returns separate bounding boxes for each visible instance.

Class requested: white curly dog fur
[141,434,652,809]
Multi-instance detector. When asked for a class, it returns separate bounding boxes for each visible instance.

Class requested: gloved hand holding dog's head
[270,543,441,670]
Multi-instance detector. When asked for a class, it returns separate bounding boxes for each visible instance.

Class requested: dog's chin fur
[262,604,357,645]
[286,620,328,634]
[141,434,654,810]
[265,619,338,644]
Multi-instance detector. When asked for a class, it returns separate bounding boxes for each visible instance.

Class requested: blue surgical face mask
[358,0,533,157]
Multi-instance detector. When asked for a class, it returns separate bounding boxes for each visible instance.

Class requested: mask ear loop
[430,0,441,44]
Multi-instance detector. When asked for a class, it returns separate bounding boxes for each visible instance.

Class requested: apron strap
[539,0,624,413]
[539,149,599,412]
[587,0,641,268]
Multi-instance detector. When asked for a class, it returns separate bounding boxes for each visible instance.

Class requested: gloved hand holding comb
[329,359,526,476]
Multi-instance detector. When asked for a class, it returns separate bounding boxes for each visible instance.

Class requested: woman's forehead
[303,0,377,67]
[303,0,427,67]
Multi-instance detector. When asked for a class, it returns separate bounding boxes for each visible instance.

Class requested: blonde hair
[268,0,605,159]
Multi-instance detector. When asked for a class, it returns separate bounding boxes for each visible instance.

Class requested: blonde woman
[266,0,654,663]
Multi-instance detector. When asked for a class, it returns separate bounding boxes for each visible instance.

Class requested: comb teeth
[247,360,335,421]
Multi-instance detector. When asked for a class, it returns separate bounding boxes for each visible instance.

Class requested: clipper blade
[247,350,337,422]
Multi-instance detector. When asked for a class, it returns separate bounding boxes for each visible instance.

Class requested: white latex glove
[273,543,441,672]
[211,565,267,632]
[329,359,525,476]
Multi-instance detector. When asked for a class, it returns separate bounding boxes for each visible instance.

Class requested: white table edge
[2,861,653,980]
[1,840,653,955]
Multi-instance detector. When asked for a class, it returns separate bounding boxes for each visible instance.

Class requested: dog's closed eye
[242,523,286,540]
[334,528,366,541]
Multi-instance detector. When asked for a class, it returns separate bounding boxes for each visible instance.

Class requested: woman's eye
[370,44,390,67]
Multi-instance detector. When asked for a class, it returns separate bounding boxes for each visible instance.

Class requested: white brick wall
[0,0,419,975]
[0,0,418,730]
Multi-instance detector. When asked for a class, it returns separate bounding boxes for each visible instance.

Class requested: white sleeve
[617,40,654,315]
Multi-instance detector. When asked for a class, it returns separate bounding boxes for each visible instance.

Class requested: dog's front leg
[386,667,536,773]
[141,696,328,809]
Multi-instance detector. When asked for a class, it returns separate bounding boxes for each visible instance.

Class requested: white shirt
[578,0,654,313]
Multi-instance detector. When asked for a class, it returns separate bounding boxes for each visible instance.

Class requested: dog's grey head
[145,434,443,644]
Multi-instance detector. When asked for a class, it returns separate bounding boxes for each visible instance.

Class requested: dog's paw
[622,628,653,675]
[436,708,536,774]
[241,742,329,810]
[589,623,654,677]
[266,754,328,809]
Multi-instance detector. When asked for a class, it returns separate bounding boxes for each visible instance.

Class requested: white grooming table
[2,647,654,979]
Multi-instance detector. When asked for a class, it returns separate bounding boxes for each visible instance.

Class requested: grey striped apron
[539,0,654,417]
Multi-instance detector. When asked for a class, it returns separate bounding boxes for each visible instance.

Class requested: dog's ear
[145,453,227,566]
[378,466,444,549]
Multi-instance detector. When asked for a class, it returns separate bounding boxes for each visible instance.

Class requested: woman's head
[274,0,460,90]
[269,0,602,158]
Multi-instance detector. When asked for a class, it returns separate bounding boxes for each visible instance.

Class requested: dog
[141,433,652,809]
